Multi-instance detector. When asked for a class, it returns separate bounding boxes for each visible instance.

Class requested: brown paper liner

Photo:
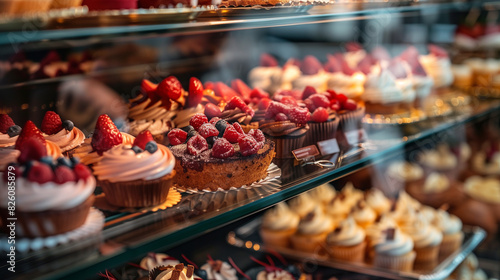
[268,133,307,159]
[0,195,94,238]
[259,227,296,248]
[439,232,464,258]
[98,171,175,208]
[327,241,366,263]
[374,251,416,272]
[290,232,328,254]
[336,106,365,148]
[304,118,340,147]
[414,244,440,263]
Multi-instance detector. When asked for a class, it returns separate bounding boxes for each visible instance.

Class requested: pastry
[400,210,443,263]
[325,216,366,262]
[220,96,257,133]
[469,142,500,177]
[288,192,316,219]
[365,188,391,216]
[362,64,406,115]
[40,111,85,154]
[290,206,333,253]
[399,46,434,108]
[200,258,237,280]
[451,64,473,90]
[260,202,299,248]
[324,192,352,227]
[292,56,328,92]
[248,53,282,94]
[432,209,464,258]
[149,263,195,280]
[302,92,339,146]
[419,45,454,89]
[372,227,416,272]
[463,176,500,222]
[324,54,366,100]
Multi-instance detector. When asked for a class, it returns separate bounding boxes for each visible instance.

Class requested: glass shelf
[3,95,498,280]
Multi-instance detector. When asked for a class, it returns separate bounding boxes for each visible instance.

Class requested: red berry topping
[189,113,208,131]
[209,117,221,125]
[187,77,203,108]
[15,120,46,150]
[289,107,310,124]
[211,138,235,159]
[91,114,123,154]
[305,94,330,112]
[275,113,288,121]
[301,55,322,75]
[28,163,54,184]
[335,93,348,104]
[301,86,317,100]
[0,114,15,134]
[260,53,278,67]
[342,99,358,111]
[41,111,63,135]
[248,129,265,143]
[428,44,448,58]
[213,82,238,101]
[238,135,260,156]
[205,103,222,119]
[167,129,187,145]
[265,101,290,119]
[280,96,298,107]
[324,56,341,73]
[258,98,271,110]
[231,79,252,99]
[311,107,329,122]
[54,166,76,184]
[73,163,92,182]
[232,123,245,135]
[18,138,47,164]
[158,76,183,100]
[330,99,341,111]
[133,130,154,150]
[225,96,247,111]
[187,134,208,156]
[204,81,214,90]
[198,123,219,139]
[223,125,240,143]
[249,88,270,99]
[326,89,337,100]
[141,79,158,100]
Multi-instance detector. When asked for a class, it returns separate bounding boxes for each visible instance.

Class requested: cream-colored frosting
[292,71,328,92]
[423,172,450,193]
[451,64,472,79]
[0,149,19,170]
[352,201,377,227]
[471,151,500,176]
[365,214,398,247]
[419,205,437,224]
[248,66,282,93]
[326,72,366,99]
[129,119,172,137]
[93,144,174,182]
[155,266,194,280]
[396,78,416,103]
[419,145,458,170]
[0,133,17,148]
[288,193,316,218]
[459,143,471,163]
[0,175,95,212]
[386,161,423,182]
[464,176,500,204]
[72,132,135,166]
[256,270,294,280]
[412,75,434,99]
[46,140,62,158]
[307,183,336,206]
[362,67,405,104]
[44,127,85,153]
[419,54,454,88]
[372,227,414,256]
[262,202,300,231]
[344,50,367,69]
[365,188,391,215]
[140,253,179,271]
[325,193,352,222]
[128,95,178,122]
[280,65,301,90]
[296,206,333,235]
[173,104,204,128]
[433,209,462,235]
[200,261,237,280]
[341,182,363,208]
[326,216,366,247]
[400,211,443,248]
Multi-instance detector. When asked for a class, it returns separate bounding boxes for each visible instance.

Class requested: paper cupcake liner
[0,194,94,238]
[259,227,296,249]
[94,188,181,213]
[269,134,307,159]
[98,172,175,208]
[414,244,440,263]
[338,106,365,132]
[290,232,328,254]
[327,241,366,263]
[374,251,416,272]
[304,118,340,147]
[439,232,464,258]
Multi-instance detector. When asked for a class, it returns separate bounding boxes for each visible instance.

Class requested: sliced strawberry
[231,79,252,99]
[213,82,238,101]
[428,44,449,58]
[301,55,322,75]
[0,114,15,134]
[158,76,183,101]
[15,120,46,150]
[133,130,154,150]
[187,77,204,108]
[249,88,270,99]
[260,53,278,67]
[204,103,222,119]
[142,79,158,101]
[225,96,247,111]
[41,111,63,135]
[91,114,123,154]
[17,137,47,164]
[301,86,317,100]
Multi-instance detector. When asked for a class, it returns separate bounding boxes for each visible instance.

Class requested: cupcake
[259,202,300,248]
[418,144,459,180]
[302,93,339,147]
[325,216,366,262]
[469,142,500,177]
[290,206,333,253]
[399,46,434,108]
[288,192,315,219]
[400,210,443,263]
[419,45,454,89]
[372,227,416,272]
[432,209,464,258]
[386,160,424,190]
[200,258,237,280]
[307,183,336,209]
[344,42,367,69]
[248,53,283,94]
[365,188,391,216]
[292,56,328,92]
[0,138,95,238]
[340,182,364,208]
[140,253,180,271]
[362,64,406,115]
[451,64,473,90]
[324,54,366,100]
[40,111,85,155]
[324,193,352,226]
[93,130,175,208]
[149,263,195,280]
[351,200,377,229]
[365,214,398,256]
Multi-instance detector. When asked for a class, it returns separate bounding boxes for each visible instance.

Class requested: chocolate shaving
[186,265,194,278]
[334,226,342,234]
[375,215,382,223]
[390,201,397,212]
[385,228,396,241]
[175,263,184,271]
[171,269,181,280]
[304,211,315,222]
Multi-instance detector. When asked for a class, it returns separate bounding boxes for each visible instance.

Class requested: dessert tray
[227,216,486,280]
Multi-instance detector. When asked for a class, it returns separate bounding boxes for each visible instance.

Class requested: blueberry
[40,156,55,168]
[145,141,158,153]
[180,125,195,133]
[215,120,228,137]
[62,120,74,131]
[7,125,21,137]
[131,146,143,154]
[186,130,197,141]
[196,270,208,280]
[23,161,34,177]
[70,157,80,165]
[206,136,217,146]
[57,157,72,168]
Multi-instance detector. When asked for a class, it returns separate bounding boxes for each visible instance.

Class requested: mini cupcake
[451,64,473,90]
[288,192,315,219]
[351,200,377,229]
[40,111,85,155]
[372,227,416,272]
[432,209,464,258]
[400,210,443,263]
[325,216,366,262]
[292,56,328,92]
[307,183,336,210]
[324,55,366,100]
[325,193,352,226]
[149,263,195,280]
[386,160,424,190]
[259,202,300,248]
[362,64,406,115]
[290,206,333,253]
[365,188,391,216]
[365,214,398,258]
[340,182,364,209]
[93,130,175,208]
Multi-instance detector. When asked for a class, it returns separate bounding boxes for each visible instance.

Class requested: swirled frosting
[433,209,462,235]
[248,66,282,93]
[93,144,174,182]
[372,227,414,256]
[365,215,398,246]
[140,253,179,271]
[327,216,366,247]
[129,119,172,137]
[400,211,443,248]
[0,133,17,148]
[221,108,253,125]
[259,121,309,138]
[308,183,336,205]
[0,175,95,212]
[419,205,437,224]
[365,188,391,215]
[292,71,329,92]
[423,172,450,193]
[464,176,500,204]
[471,151,500,175]
[326,193,352,221]
[262,202,300,231]
[413,75,434,99]
[419,54,454,88]
[174,104,204,128]
[200,260,237,280]
[352,201,377,227]
[362,67,405,104]
[396,78,417,103]
[288,193,315,218]
[326,72,366,99]
[128,95,178,122]
[386,161,423,182]
[341,182,364,208]
[296,206,333,235]
[256,270,294,280]
[44,127,85,152]
[0,149,19,170]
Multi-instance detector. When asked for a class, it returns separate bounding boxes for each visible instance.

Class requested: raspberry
[326,89,337,100]
[238,135,260,156]
[187,135,208,156]
[233,123,245,135]
[342,99,358,111]
[335,93,348,104]
[187,77,203,108]
[28,163,54,184]
[340,59,355,76]
[265,101,290,119]
[311,107,329,122]
[209,117,221,125]
[330,99,341,111]
[0,114,15,134]
[91,114,123,154]
[222,125,240,143]
[304,99,315,113]
[306,94,330,112]
[141,79,158,99]
[324,57,341,73]
[168,129,187,145]
[15,120,46,150]
[275,113,288,121]
[211,138,235,159]
[133,130,154,150]
[260,53,278,67]
[301,55,322,75]
[248,129,265,143]
[54,166,76,184]
[41,111,63,135]
[243,106,255,117]
[73,163,92,182]
[189,113,208,131]
[224,96,247,111]
[18,138,47,164]
[249,88,270,99]
[158,76,183,101]
[301,86,317,100]
[258,98,271,110]
[198,123,219,139]
[289,107,310,124]
[205,103,222,119]
[280,96,298,107]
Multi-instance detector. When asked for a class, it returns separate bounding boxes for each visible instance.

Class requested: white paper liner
[94,188,182,213]
[175,163,281,194]
[0,208,104,253]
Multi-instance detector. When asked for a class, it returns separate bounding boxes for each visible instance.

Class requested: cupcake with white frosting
[400,210,443,263]
[372,226,416,272]
[288,192,316,219]
[326,216,366,262]
[432,209,464,258]
[362,64,406,115]
[248,53,283,94]
[419,44,454,89]
[290,206,333,253]
[259,202,300,248]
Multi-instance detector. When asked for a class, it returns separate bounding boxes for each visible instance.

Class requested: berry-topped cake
[41,111,85,154]
[168,113,275,191]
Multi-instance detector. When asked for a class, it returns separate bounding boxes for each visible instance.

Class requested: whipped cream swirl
[372,227,414,256]
[129,119,172,137]
[419,54,454,88]
[362,67,405,104]
[128,95,178,122]
[174,104,204,128]
[262,202,300,231]
[0,133,17,148]
[327,216,366,247]
[401,211,443,248]
[44,127,85,152]
[297,206,332,235]
[433,209,462,235]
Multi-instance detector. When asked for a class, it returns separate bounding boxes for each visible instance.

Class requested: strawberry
[91,114,123,154]
[342,99,358,111]
[335,93,348,104]
[133,130,154,150]
[0,114,15,134]
[213,82,238,101]
[301,86,317,100]
[340,58,355,76]
[231,79,252,99]
[28,163,54,184]
[73,163,92,182]
[428,44,448,58]
[15,120,46,150]
[311,107,329,122]
[260,53,278,67]
[225,96,247,111]
[233,123,245,135]
[357,55,374,75]
[204,103,222,119]
[258,98,271,110]
[330,99,341,111]
[204,81,214,90]
[301,55,322,75]
[249,88,270,99]
[17,137,47,164]
[158,76,183,101]
[186,77,204,108]
[141,79,158,101]
[41,111,63,135]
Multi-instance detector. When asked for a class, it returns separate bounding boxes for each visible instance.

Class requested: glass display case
[0,1,500,279]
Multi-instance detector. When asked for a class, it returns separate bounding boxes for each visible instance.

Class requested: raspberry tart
[40,111,85,154]
[167,113,275,191]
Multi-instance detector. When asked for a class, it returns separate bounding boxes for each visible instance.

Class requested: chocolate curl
[384,228,396,241]
[182,254,199,269]
[228,257,251,280]
[174,263,184,271]
[186,265,195,278]
[171,269,181,280]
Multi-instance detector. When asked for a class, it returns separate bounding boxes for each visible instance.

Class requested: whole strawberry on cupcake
[302,86,339,147]
[167,113,275,191]
[0,138,95,238]
[41,111,85,155]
